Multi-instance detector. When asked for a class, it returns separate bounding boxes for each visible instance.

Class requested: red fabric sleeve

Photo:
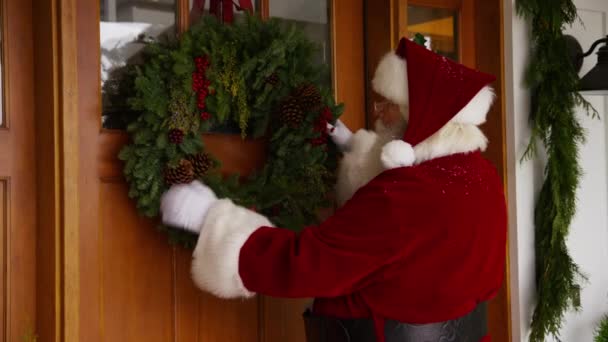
[238,185,407,298]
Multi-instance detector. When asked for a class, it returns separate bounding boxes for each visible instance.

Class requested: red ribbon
[193,0,253,23]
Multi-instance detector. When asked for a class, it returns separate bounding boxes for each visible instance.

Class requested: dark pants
[303,303,488,342]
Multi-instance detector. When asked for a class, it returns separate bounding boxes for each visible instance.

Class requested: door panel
[0,0,36,340]
[77,0,365,341]
[100,182,175,342]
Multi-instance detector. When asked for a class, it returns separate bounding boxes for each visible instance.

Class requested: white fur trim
[452,86,495,125]
[335,129,384,206]
[191,199,273,299]
[414,123,488,164]
[372,52,409,106]
[381,140,416,170]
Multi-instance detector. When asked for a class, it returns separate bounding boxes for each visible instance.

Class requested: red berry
[200,112,211,121]
[168,129,184,144]
[271,205,281,216]
[322,107,332,120]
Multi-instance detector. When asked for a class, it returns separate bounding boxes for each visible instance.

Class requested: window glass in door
[407,5,458,61]
[269,0,332,86]
[100,0,177,129]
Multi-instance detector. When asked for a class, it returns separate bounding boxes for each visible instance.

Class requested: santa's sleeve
[191,186,402,299]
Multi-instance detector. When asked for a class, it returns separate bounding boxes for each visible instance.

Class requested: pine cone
[164,160,195,185]
[294,83,322,112]
[168,129,184,144]
[266,73,280,86]
[188,153,213,177]
[279,97,304,128]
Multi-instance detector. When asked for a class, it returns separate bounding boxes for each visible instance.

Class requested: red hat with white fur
[372,38,496,169]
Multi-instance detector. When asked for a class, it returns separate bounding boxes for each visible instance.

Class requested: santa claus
[160,38,507,342]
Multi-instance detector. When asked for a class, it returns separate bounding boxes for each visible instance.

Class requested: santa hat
[372,38,496,169]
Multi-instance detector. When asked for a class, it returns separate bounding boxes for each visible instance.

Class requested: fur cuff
[191,199,273,299]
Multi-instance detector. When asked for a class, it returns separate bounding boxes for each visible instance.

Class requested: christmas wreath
[118,15,343,246]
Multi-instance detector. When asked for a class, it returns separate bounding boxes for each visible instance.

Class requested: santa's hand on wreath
[160,180,218,234]
[327,119,353,151]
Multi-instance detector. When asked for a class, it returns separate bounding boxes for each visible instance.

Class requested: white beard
[374,117,407,142]
[334,116,488,206]
[335,118,407,207]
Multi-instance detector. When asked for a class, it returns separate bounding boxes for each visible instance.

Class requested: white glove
[160,180,218,234]
[327,119,353,151]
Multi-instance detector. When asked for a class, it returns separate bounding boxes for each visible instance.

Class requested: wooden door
[28,0,367,341]
[0,0,37,340]
[364,0,510,341]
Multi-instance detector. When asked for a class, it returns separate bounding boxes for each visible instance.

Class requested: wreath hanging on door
[118,15,343,246]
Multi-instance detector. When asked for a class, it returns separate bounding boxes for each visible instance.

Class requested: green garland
[596,316,608,342]
[516,1,598,341]
[118,15,343,247]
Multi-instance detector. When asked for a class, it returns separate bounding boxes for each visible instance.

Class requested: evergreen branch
[596,316,608,342]
[516,0,599,340]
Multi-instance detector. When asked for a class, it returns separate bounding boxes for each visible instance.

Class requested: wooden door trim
[408,0,462,9]
[33,0,81,340]
[394,0,408,45]
[0,177,8,341]
[260,0,270,19]
[0,0,8,130]
[57,0,82,337]
[177,0,190,33]
[473,0,510,340]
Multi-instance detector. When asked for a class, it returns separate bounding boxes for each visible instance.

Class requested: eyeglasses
[373,101,401,116]
[373,101,391,113]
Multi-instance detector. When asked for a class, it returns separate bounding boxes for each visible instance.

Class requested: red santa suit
[161,38,507,342]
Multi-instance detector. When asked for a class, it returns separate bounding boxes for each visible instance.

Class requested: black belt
[303,303,488,342]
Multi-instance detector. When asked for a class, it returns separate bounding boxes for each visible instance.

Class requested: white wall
[504,0,608,340]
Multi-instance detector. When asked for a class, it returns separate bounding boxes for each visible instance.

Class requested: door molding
[33,0,81,340]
